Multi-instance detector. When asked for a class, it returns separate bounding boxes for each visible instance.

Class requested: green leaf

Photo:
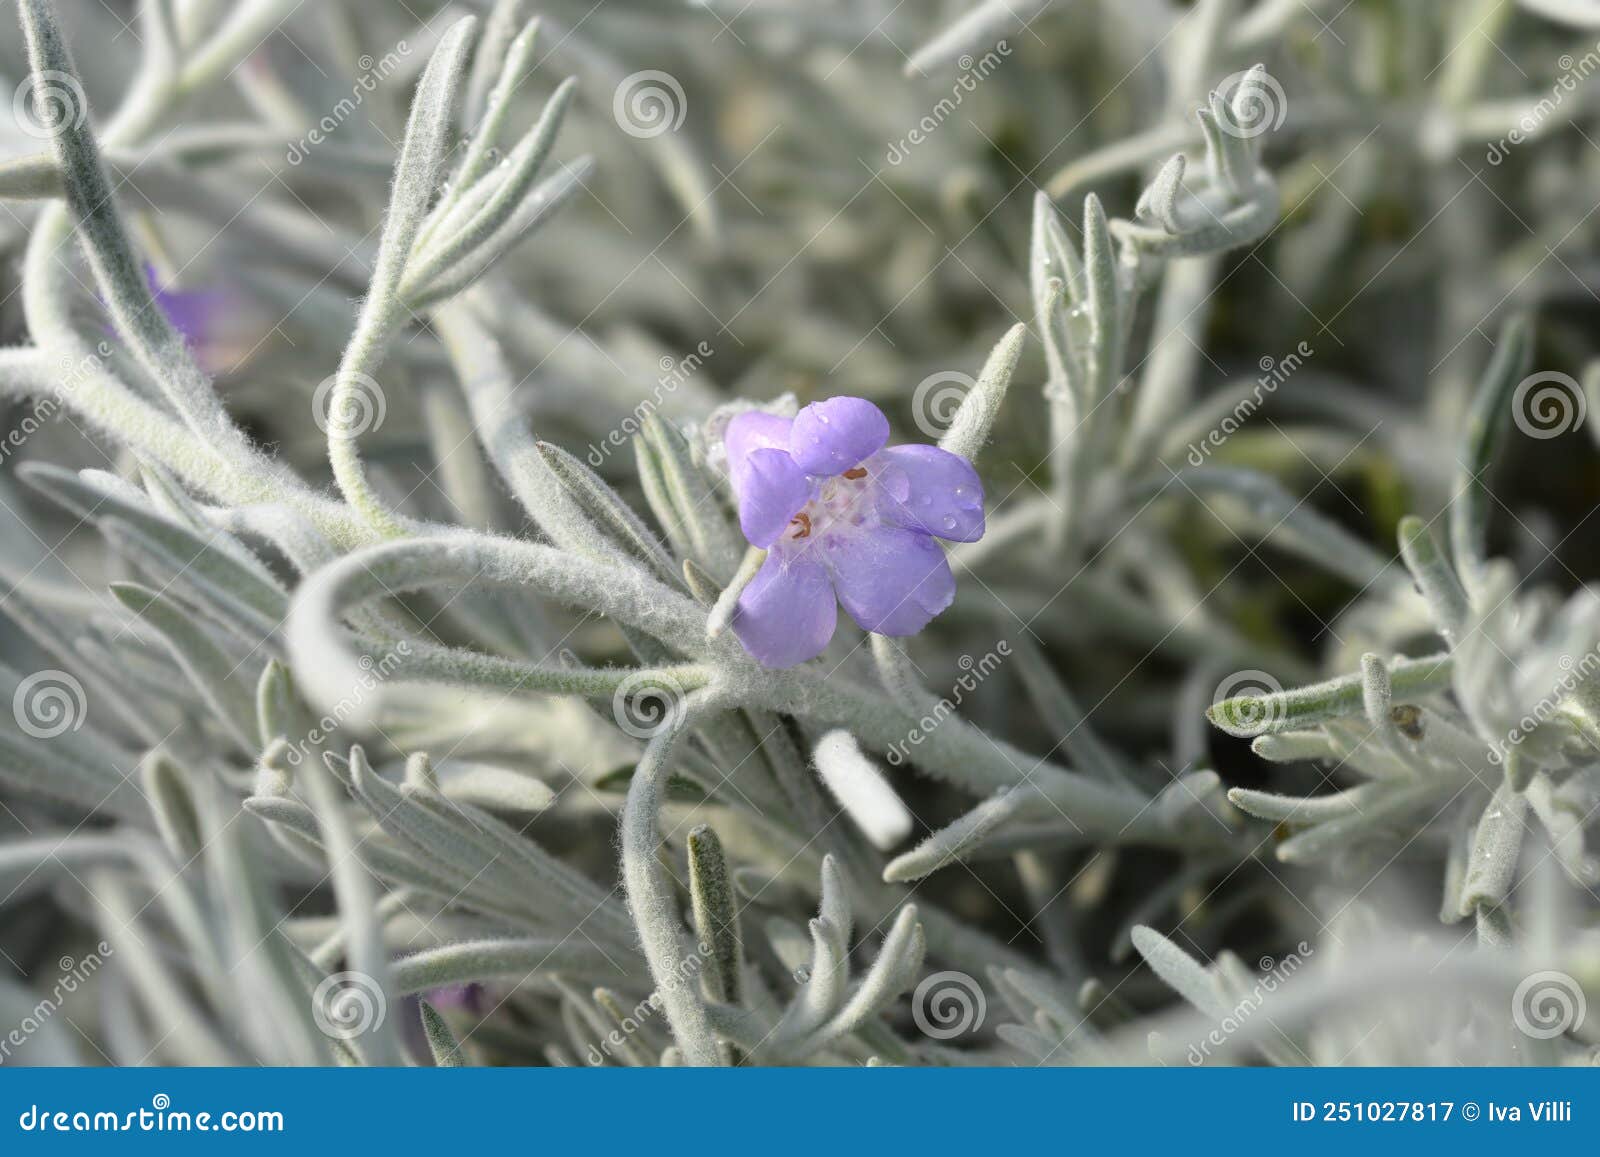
[419,1001,467,1067]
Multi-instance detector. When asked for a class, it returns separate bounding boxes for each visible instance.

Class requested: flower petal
[872,445,985,543]
[733,552,838,667]
[789,396,890,476]
[725,410,794,466]
[824,526,955,636]
[154,284,214,345]
[726,413,810,547]
[738,448,810,547]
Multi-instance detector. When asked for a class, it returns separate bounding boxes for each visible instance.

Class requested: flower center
[784,464,877,543]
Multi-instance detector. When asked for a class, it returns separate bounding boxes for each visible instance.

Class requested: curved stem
[16,0,246,448]
[620,691,724,1066]
[325,19,478,538]
[284,533,708,718]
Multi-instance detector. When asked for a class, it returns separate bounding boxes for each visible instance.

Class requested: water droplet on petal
[941,515,958,531]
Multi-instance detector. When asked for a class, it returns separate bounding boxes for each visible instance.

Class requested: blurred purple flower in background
[725,396,985,668]
[111,265,243,375]
[424,983,483,1013]
[150,272,216,347]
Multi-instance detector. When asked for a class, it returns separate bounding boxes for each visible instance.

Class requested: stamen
[842,467,867,480]
[789,512,812,538]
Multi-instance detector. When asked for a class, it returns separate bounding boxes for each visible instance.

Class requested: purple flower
[724,396,984,668]
[150,276,216,347]
[105,266,230,372]
[423,983,483,1012]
